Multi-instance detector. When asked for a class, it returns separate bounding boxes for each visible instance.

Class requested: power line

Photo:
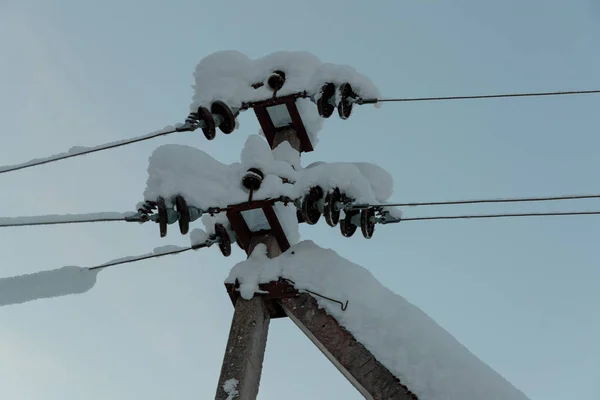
[89,243,208,271]
[4,89,600,177]
[0,212,143,228]
[358,193,600,209]
[400,210,600,222]
[0,126,187,176]
[357,89,600,105]
[2,193,599,228]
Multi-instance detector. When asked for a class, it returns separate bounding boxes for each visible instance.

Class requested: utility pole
[212,73,416,399]
[214,234,281,400]
[215,127,301,400]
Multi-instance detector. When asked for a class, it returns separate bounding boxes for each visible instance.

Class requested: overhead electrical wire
[0,214,141,228]
[1,192,600,229]
[354,193,600,209]
[1,88,599,177]
[0,126,184,176]
[89,243,209,271]
[357,89,600,105]
[400,210,600,222]
[0,203,243,229]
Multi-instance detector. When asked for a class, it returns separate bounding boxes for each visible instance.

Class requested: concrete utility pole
[214,76,417,398]
[214,235,281,400]
[215,130,300,400]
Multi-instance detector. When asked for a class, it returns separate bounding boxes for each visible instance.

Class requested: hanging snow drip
[267,70,286,92]
[211,100,236,134]
[337,82,357,120]
[213,223,232,257]
[317,82,336,118]
[241,168,264,192]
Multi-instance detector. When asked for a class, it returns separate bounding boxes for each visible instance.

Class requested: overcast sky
[1,1,599,399]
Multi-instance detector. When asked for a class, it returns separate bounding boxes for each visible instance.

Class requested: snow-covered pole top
[191,51,381,112]
[188,50,381,150]
[213,76,311,400]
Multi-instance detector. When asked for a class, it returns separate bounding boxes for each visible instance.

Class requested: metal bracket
[377,209,402,225]
[226,198,291,255]
[224,278,299,318]
[224,277,349,318]
[245,92,314,153]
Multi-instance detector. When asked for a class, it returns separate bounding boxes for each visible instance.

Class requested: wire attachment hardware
[133,196,231,237]
[281,278,348,311]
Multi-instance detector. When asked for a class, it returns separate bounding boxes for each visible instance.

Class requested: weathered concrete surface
[280,294,418,400]
[215,296,271,400]
[215,234,281,400]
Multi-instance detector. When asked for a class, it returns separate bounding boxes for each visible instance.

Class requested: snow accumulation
[152,245,188,255]
[0,266,98,307]
[0,126,178,174]
[0,211,136,226]
[226,241,530,400]
[0,244,200,308]
[143,134,399,243]
[190,51,381,146]
[222,378,239,400]
[94,245,191,269]
[190,228,209,246]
[144,134,396,209]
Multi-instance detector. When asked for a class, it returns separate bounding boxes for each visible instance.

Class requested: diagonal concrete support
[279,294,418,400]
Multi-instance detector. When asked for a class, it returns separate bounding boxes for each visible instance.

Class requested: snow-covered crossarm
[225,241,530,400]
[190,51,381,146]
[192,51,381,113]
[142,135,403,242]
[143,135,393,211]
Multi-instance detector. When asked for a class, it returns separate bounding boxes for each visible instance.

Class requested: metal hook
[281,278,349,311]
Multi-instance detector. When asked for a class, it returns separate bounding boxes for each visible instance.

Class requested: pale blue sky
[1,1,599,399]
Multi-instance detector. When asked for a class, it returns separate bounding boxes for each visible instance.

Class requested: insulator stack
[185,101,237,140]
[296,185,383,239]
[143,195,206,237]
[213,223,232,257]
[316,82,358,120]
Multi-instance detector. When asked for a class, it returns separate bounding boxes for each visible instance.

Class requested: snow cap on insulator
[267,70,286,91]
[242,168,264,191]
